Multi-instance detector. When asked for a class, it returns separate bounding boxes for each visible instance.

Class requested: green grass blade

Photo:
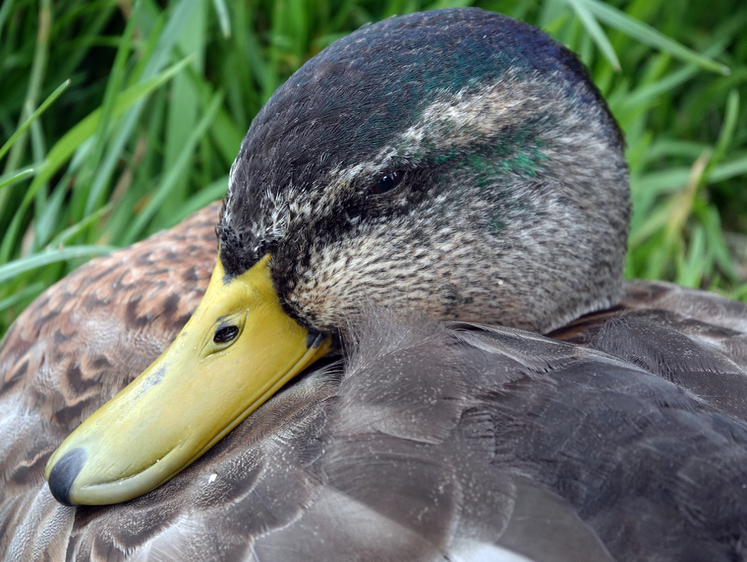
[634,155,747,198]
[33,177,69,248]
[38,55,195,192]
[77,0,203,225]
[2,0,52,174]
[48,204,113,248]
[701,205,737,282]
[564,0,620,71]
[0,245,115,286]
[0,169,34,192]
[159,1,206,223]
[0,55,195,263]
[709,89,740,171]
[123,91,224,244]
[0,0,14,42]
[0,80,70,163]
[81,2,140,217]
[584,0,731,75]
[617,41,728,110]
[710,155,747,183]
[168,175,228,228]
[676,224,706,287]
[211,0,231,38]
[138,0,203,80]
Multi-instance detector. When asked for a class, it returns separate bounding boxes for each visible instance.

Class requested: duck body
[3,225,747,561]
[3,7,747,562]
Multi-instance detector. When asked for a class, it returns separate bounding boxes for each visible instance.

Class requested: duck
[2,7,747,561]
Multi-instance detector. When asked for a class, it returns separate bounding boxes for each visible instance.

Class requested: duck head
[46,8,629,505]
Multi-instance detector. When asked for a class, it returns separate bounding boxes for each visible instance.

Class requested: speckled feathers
[220,8,628,334]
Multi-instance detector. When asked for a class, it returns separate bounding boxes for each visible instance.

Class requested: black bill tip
[47,447,86,506]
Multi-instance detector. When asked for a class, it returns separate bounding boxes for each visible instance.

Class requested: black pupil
[214,325,239,344]
[374,171,403,194]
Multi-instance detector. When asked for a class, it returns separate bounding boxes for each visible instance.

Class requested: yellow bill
[45,254,331,506]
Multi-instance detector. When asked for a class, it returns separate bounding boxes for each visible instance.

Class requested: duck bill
[45,255,331,506]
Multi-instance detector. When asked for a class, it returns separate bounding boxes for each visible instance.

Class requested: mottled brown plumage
[3,7,747,562]
[0,204,218,559]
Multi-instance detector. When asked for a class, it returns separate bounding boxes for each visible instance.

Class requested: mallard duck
[3,7,747,561]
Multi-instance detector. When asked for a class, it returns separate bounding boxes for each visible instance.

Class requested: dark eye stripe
[214,325,239,344]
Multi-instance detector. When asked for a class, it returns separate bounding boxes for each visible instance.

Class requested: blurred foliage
[1,0,746,337]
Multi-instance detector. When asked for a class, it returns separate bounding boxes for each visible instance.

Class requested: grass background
[1,0,746,339]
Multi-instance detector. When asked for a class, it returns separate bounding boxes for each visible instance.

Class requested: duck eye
[371,171,404,195]
[214,325,239,344]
